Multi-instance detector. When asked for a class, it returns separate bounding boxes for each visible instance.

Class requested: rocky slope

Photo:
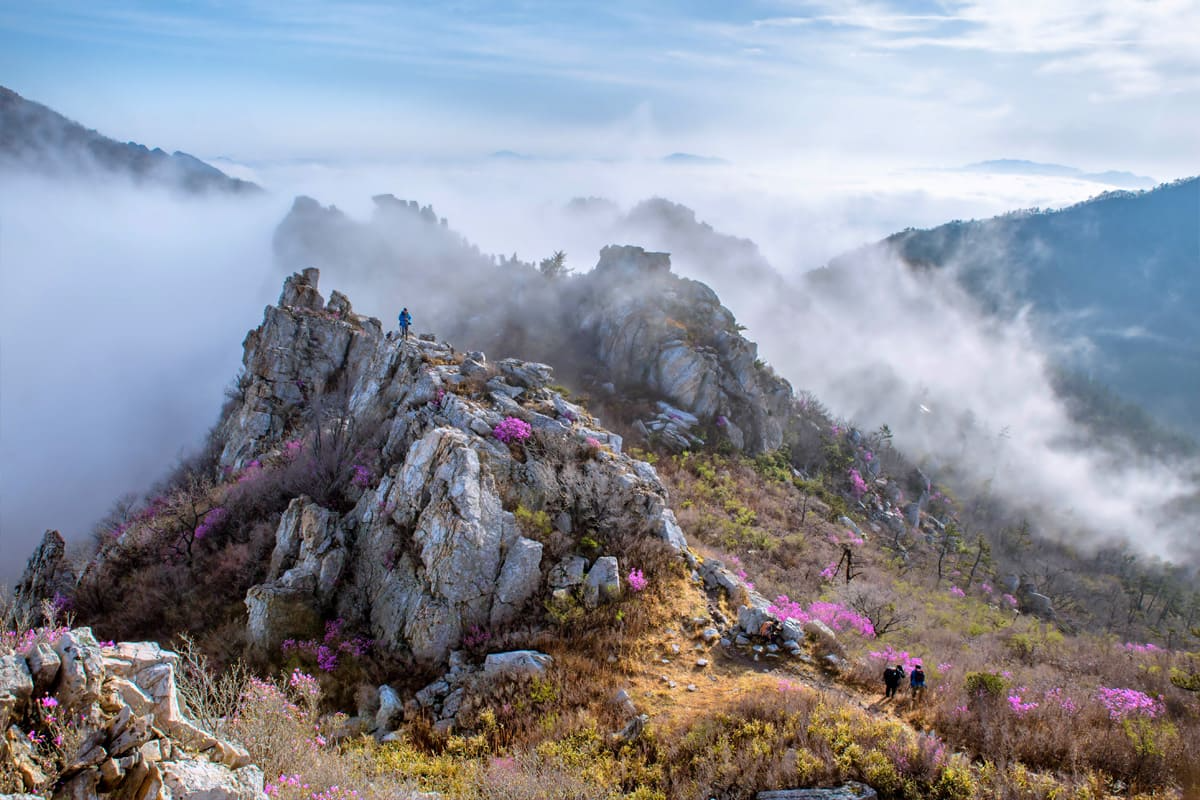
[1,628,262,799]
[0,86,260,194]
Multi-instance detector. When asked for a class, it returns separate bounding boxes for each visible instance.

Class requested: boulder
[160,760,264,800]
[758,782,877,799]
[483,651,553,678]
[376,684,403,733]
[25,643,61,691]
[490,537,544,627]
[548,556,588,589]
[804,619,839,643]
[497,358,553,389]
[736,593,774,636]
[582,557,621,609]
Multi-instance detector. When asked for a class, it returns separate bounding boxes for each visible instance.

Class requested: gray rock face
[490,536,544,628]
[53,629,104,712]
[0,655,33,712]
[245,497,348,657]
[577,246,798,454]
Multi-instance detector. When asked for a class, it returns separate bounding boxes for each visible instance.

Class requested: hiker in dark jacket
[398,307,412,340]
[883,664,904,698]
[910,663,926,699]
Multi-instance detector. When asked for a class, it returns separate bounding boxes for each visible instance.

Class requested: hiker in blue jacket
[398,307,412,340]
[910,663,926,699]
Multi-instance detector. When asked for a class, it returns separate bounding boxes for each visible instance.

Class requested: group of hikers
[883,662,925,700]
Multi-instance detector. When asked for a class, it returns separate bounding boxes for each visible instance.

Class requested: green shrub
[963,671,1009,698]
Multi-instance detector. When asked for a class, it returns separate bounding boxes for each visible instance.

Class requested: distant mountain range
[0,86,259,194]
[953,159,1156,189]
[835,177,1200,436]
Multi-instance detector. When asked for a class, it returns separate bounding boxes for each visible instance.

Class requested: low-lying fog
[2,157,1195,580]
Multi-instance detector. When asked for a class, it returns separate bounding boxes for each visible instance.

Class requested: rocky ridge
[273,197,803,454]
[205,268,687,668]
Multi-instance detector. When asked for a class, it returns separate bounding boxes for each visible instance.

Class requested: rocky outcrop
[577,246,797,453]
[221,270,693,668]
[0,628,261,799]
[14,530,77,619]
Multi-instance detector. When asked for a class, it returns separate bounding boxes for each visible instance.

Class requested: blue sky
[3,0,1198,175]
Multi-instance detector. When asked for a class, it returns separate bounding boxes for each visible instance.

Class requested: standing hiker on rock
[883,663,904,699]
[910,663,926,700]
[398,307,412,340]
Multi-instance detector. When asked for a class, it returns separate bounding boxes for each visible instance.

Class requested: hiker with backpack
[398,307,412,340]
[910,663,926,699]
[883,663,904,699]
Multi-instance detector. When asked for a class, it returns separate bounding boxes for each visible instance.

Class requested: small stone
[686,684,698,692]
[766,643,780,653]
[669,644,680,655]
[695,659,709,668]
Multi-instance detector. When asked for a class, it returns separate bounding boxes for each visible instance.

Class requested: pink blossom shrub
[628,568,648,592]
[493,416,532,444]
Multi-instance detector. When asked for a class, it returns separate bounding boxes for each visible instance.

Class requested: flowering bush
[493,416,532,444]
[768,595,874,637]
[948,586,965,598]
[1095,687,1164,721]
[281,619,371,673]
[848,468,868,499]
[627,568,648,592]
[463,625,492,650]
[1122,641,1164,654]
[194,507,228,541]
[819,561,839,582]
[869,646,924,672]
[349,464,371,489]
[1007,692,1038,715]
